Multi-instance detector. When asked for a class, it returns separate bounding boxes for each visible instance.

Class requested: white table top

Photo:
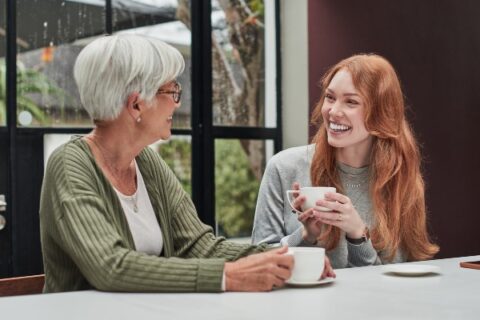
[1,255,479,320]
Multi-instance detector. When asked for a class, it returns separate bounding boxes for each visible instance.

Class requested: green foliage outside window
[155,138,260,238]
[156,139,192,195]
[0,60,68,125]
[215,139,260,238]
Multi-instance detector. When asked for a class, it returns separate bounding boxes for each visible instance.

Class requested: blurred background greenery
[155,138,260,238]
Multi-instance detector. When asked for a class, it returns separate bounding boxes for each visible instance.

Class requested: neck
[336,137,373,168]
[88,121,144,171]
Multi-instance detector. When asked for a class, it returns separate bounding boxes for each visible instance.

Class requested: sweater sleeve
[56,194,229,292]
[347,240,406,267]
[251,156,288,245]
[251,155,312,247]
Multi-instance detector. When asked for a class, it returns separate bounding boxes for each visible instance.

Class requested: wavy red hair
[310,54,439,261]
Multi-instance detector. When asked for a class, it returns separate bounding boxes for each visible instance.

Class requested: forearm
[347,241,406,267]
[347,240,381,267]
[172,195,269,261]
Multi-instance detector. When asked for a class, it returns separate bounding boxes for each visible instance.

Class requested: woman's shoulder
[137,146,179,188]
[269,144,315,167]
[46,135,90,170]
[137,146,169,173]
[43,136,98,199]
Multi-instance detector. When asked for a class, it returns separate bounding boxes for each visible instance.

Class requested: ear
[125,92,144,121]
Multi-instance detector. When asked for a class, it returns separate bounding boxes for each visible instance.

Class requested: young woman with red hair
[252,54,439,267]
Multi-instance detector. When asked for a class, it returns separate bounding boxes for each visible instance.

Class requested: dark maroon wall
[308,0,480,258]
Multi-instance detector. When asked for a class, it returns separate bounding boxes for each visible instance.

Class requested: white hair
[73,34,185,121]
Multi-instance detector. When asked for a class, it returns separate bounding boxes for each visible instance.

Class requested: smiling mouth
[167,116,173,121]
[329,121,351,133]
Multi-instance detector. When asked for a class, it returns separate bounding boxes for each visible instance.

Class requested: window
[0,0,281,277]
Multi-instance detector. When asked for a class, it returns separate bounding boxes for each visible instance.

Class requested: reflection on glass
[16,0,105,127]
[211,0,272,127]
[113,0,191,129]
[0,0,5,125]
[215,138,274,239]
[152,136,192,195]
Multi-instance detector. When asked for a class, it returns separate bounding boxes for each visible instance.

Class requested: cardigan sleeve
[251,154,311,247]
[56,194,227,293]
[172,194,269,261]
[147,147,269,261]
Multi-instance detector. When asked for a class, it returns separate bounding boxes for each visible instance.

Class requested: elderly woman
[40,35,334,293]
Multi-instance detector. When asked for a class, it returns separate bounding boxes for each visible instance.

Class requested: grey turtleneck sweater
[252,144,405,268]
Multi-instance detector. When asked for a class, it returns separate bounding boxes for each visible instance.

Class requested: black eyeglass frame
[157,82,182,103]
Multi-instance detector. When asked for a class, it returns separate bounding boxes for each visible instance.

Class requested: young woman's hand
[290,182,324,244]
[315,192,366,239]
[224,246,294,291]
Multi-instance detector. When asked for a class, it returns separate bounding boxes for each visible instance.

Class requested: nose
[328,103,344,118]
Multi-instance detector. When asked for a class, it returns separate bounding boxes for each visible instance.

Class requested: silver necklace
[345,181,364,188]
[86,136,139,213]
[342,175,368,207]
[343,175,369,189]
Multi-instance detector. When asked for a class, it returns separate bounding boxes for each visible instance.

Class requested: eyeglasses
[157,82,182,103]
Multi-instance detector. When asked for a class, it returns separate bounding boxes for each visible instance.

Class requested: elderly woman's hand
[224,246,294,291]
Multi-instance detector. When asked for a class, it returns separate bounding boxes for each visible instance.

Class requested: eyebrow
[326,88,360,97]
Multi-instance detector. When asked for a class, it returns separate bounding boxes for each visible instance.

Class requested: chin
[327,137,346,148]
[160,132,172,140]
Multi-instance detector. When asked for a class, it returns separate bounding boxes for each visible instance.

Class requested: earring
[136,117,141,123]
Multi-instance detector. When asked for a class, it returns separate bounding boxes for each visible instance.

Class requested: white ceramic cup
[286,186,336,212]
[287,247,325,282]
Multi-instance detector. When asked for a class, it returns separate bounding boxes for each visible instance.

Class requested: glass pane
[0,0,5,126]
[152,136,192,195]
[211,0,276,127]
[215,138,274,239]
[113,0,192,129]
[16,0,105,127]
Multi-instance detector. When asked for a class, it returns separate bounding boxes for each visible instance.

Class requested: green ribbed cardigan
[40,136,266,293]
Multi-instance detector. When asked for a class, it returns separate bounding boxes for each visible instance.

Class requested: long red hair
[311,54,439,261]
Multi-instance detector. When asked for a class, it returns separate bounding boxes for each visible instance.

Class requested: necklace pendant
[133,202,138,213]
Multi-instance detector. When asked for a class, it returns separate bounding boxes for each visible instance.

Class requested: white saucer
[286,277,335,287]
[382,264,441,276]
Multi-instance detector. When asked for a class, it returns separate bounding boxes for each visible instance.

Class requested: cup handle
[286,190,302,214]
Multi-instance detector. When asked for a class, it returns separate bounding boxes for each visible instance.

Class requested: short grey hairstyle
[73,34,185,121]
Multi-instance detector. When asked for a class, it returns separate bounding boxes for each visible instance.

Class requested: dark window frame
[0,0,282,277]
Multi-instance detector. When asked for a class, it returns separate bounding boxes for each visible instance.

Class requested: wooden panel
[0,133,10,276]
[0,274,44,296]
[308,0,480,258]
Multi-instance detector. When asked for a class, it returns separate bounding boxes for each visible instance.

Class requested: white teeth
[167,116,173,120]
[329,122,350,131]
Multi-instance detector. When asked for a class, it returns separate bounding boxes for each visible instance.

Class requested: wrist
[347,224,367,239]
[223,262,235,291]
[346,226,370,245]
[302,228,318,245]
